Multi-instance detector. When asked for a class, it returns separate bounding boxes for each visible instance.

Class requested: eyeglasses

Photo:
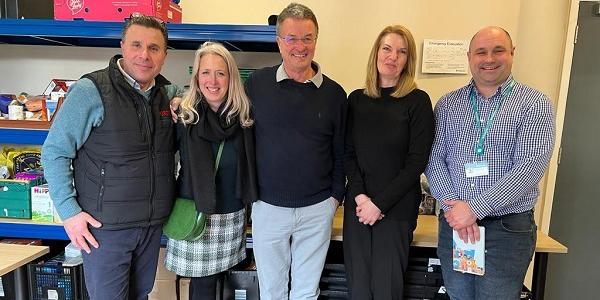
[278,35,317,45]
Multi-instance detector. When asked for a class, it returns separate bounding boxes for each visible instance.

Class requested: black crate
[521,285,533,299]
[405,269,443,286]
[222,270,259,300]
[0,273,16,300]
[322,264,345,277]
[28,262,86,300]
[404,284,446,299]
[319,289,348,299]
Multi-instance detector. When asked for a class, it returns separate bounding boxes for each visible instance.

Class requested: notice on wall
[422,39,469,74]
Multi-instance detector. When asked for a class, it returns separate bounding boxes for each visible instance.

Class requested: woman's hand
[170,97,182,122]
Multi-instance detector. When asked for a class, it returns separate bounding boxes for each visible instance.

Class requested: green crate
[0,178,42,219]
[239,68,256,82]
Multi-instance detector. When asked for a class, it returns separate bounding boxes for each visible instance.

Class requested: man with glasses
[245,3,347,299]
[42,15,180,299]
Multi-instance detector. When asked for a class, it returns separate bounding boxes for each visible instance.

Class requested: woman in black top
[343,25,435,299]
[165,42,257,299]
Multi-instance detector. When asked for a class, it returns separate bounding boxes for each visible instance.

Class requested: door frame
[539,0,583,232]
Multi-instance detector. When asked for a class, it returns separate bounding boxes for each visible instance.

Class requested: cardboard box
[54,0,182,23]
[179,277,190,300]
[155,247,177,281]
[148,279,176,300]
[31,184,54,222]
[42,79,75,96]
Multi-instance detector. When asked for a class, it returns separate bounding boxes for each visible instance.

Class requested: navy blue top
[245,65,347,208]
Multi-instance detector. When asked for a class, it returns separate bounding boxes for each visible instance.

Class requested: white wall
[0,45,280,94]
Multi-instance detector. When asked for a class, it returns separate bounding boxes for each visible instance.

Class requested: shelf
[0,19,278,52]
[0,127,49,145]
[0,218,68,240]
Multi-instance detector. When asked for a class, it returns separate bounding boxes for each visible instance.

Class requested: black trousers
[343,203,416,300]
[189,273,223,300]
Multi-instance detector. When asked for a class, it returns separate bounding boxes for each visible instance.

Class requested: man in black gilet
[42,15,178,299]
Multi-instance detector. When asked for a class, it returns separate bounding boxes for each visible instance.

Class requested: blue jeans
[251,198,337,300]
[438,210,536,300]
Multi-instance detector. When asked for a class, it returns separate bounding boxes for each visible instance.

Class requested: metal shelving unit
[0,19,278,51]
[0,19,277,240]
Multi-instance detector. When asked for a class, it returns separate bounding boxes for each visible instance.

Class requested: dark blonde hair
[364,25,417,98]
[179,42,253,127]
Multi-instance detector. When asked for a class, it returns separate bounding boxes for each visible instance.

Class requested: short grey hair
[276,3,319,36]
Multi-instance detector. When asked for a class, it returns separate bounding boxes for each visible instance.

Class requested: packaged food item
[0,166,9,179]
[15,169,44,181]
[0,146,42,178]
[8,102,24,120]
[0,94,15,114]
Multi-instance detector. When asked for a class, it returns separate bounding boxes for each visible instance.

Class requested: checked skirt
[165,208,246,277]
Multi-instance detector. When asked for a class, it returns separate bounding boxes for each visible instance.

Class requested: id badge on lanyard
[464,80,515,178]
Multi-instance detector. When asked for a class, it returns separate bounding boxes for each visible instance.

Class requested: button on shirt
[425,76,555,219]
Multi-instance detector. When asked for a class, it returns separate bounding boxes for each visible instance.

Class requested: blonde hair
[179,42,253,127]
[364,25,417,98]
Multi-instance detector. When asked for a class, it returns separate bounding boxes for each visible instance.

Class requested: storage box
[179,277,190,300]
[0,178,42,219]
[28,261,87,300]
[42,79,75,96]
[155,247,176,281]
[31,184,55,223]
[0,272,16,300]
[148,279,176,300]
[1,0,53,19]
[53,0,182,23]
[222,270,260,300]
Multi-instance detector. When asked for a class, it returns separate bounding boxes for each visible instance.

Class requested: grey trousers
[251,198,337,300]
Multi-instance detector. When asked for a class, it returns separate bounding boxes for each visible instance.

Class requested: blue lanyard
[469,79,515,156]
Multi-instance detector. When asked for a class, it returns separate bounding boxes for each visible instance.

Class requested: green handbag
[163,141,224,241]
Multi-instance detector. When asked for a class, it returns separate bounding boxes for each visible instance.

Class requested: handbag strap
[195,140,224,223]
[214,140,225,176]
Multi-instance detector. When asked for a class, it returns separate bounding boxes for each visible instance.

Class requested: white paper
[422,39,469,74]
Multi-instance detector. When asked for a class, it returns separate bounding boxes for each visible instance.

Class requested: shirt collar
[276,61,323,88]
[469,74,515,98]
[117,58,155,92]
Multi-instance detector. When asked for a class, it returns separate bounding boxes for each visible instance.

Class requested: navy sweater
[245,65,347,207]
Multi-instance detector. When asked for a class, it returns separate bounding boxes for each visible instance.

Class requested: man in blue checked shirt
[425,26,555,300]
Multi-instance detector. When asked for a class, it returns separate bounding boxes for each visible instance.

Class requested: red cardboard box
[54,0,182,23]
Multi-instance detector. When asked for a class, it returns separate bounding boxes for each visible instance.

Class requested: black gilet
[72,55,176,229]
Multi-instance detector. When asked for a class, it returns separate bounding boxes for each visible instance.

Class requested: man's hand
[356,200,382,226]
[455,222,481,244]
[170,97,182,122]
[443,199,477,230]
[354,194,370,206]
[63,212,102,254]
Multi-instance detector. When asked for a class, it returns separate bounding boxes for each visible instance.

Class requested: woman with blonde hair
[343,25,435,299]
[165,42,257,299]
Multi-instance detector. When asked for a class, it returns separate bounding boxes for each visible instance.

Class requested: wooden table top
[0,244,49,276]
[332,208,567,254]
